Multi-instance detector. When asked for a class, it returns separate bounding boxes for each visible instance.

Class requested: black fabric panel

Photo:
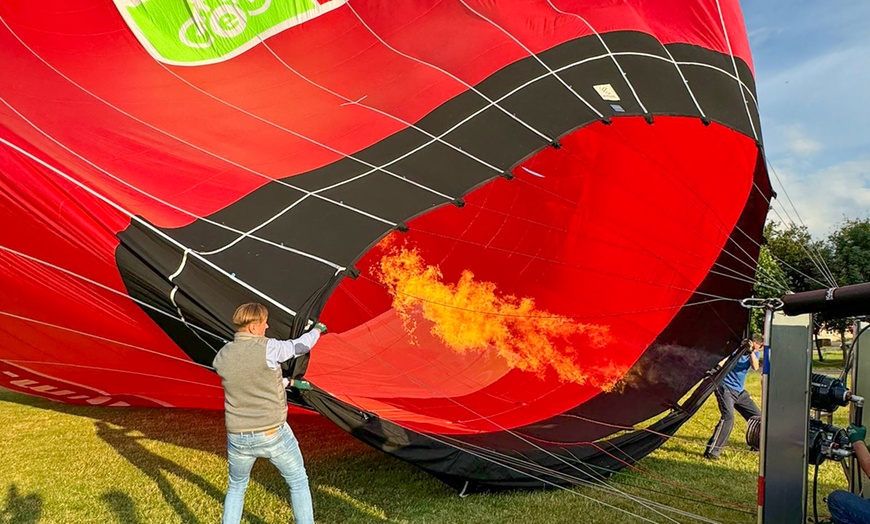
[117,223,229,366]
[473,57,603,136]
[278,159,371,192]
[345,131,489,198]
[385,141,502,198]
[117,221,313,353]
[201,237,341,313]
[668,43,761,139]
[418,104,550,171]
[319,171,449,224]
[250,198,390,263]
[532,34,639,123]
[203,183,309,233]
[613,54,704,117]
[163,221,239,254]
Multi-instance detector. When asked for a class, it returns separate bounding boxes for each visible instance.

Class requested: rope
[753,184,835,290]
[764,162,838,288]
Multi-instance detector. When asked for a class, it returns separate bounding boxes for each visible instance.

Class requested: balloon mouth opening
[310,116,757,435]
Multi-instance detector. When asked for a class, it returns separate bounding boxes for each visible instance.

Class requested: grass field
[0,350,854,523]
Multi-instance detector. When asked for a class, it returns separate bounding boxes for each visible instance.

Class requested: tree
[828,218,870,286]
[760,222,832,359]
[763,222,829,293]
[826,218,870,355]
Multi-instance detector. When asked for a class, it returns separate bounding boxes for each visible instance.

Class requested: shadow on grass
[1,484,42,524]
[94,421,271,524]
[0,388,450,523]
[101,491,139,524]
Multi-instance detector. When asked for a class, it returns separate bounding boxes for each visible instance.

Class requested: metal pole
[851,320,869,495]
[757,307,773,523]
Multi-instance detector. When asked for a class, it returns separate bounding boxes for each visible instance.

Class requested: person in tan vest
[213,302,326,524]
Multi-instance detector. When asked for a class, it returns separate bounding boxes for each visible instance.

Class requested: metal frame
[757,311,812,524]
[850,320,870,496]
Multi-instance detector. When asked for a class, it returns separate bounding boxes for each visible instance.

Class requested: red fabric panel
[0,143,223,408]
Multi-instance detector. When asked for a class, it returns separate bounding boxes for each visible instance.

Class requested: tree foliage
[824,218,870,349]
[763,222,830,293]
[757,218,870,352]
[828,218,870,287]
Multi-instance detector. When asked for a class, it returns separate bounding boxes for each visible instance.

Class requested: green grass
[814,347,848,373]
[0,360,855,523]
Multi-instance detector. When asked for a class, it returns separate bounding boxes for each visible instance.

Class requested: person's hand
[313,322,327,334]
[847,424,866,444]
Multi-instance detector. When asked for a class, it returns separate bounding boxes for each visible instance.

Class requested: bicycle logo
[179,0,272,48]
[115,0,346,64]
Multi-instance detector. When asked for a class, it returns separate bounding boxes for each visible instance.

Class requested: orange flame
[374,240,621,390]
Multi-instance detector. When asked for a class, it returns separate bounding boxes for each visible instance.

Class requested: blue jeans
[829,490,870,524]
[223,422,314,524]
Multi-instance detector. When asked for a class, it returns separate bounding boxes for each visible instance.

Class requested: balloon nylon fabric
[0,0,770,489]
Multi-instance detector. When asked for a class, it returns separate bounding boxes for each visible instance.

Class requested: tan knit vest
[213,332,287,433]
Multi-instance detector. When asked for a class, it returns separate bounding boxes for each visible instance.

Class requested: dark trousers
[705,385,760,457]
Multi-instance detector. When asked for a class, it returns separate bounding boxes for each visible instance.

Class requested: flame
[374,239,621,390]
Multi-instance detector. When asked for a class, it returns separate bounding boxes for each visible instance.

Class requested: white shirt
[265,329,320,370]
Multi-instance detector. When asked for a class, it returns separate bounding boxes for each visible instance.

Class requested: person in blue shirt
[704,334,763,460]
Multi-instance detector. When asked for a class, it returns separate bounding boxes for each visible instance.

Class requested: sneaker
[704,453,720,461]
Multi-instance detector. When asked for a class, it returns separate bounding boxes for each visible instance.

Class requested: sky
[741,1,870,238]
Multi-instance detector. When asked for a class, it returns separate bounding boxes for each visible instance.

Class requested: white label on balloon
[594,84,621,101]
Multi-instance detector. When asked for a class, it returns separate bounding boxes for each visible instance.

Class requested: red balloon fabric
[0,0,770,489]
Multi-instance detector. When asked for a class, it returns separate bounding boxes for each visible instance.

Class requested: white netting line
[459,0,606,120]
[713,0,759,141]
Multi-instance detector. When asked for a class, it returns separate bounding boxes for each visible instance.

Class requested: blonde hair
[232,303,267,330]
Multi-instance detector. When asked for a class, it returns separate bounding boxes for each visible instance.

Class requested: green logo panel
[115,0,346,65]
